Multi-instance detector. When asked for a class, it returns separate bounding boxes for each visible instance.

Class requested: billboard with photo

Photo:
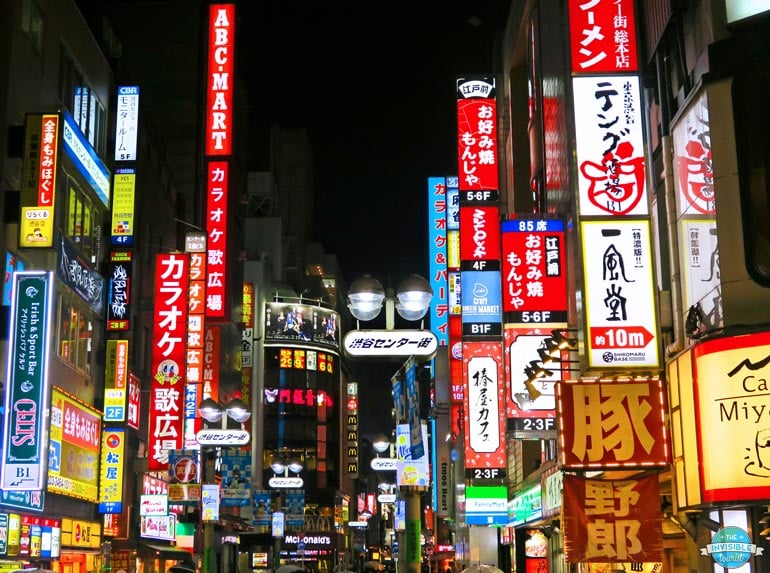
[264,302,340,353]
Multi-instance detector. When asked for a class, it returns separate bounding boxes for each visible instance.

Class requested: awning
[141,542,195,560]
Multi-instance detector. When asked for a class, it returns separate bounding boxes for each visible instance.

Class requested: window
[65,178,99,262]
[57,297,94,375]
[58,46,108,156]
[21,0,44,58]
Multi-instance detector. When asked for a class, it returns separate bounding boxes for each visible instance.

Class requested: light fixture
[270,456,287,474]
[198,398,252,425]
[347,273,433,324]
[287,457,304,474]
[394,274,433,321]
[372,433,391,454]
[347,275,386,321]
[198,398,224,424]
[550,328,578,350]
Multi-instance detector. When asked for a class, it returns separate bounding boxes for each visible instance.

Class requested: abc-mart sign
[343,329,438,359]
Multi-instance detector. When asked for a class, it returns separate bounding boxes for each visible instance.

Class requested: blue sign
[61,110,111,207]
[700,527,763,569]
[461,269,502,335]
[404,361,424,459]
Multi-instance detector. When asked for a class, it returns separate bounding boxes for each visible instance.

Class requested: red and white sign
[38,115,59,206]
[204,4,235,155]
[202,325,220,401]
[501,219,567,321]
[567,0,638,73]
[456,77,498,192]
[562,474,663,562]
[573,76,647,217]
[127,373,141,430]
[504,325,562,415]
[555,378,669,469]
[148,253,189,471]
[580,220,659,368]
[462,340,506,471]
[459,205,501,261]
[205,160,229,319]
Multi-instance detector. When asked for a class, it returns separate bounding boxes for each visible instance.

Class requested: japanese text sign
[672,90,715,216]
[428,176,449,345]
[460,205,501,262]
[205,4,235,155]
[573,76,647,217]
[1,272,53,491]
[148,253,189,471]
[106,251,133,331]
[456,77,498,193]
[48,387,102,502]
[462,341,506,471]
[568,0,638,73]
[110,168,136,247]
[104,339,128,422]
[114,86,140,162]
[581,220,659,368]
[98,428,126,514]
[206,160,229,319]
[563,474,663,562]
[505,327,561,415]
[501,218,567,321]
[556,378,669,468]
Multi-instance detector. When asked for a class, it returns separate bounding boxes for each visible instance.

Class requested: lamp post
[347,274,433,573]
[269,453,304,571]
[197,398,252,573]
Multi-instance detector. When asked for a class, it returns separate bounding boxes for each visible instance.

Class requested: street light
[269,454,304,570]
[347,274,433,328]
[197,398,252,573]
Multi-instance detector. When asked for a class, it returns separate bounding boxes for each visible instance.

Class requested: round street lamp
[372,433,391,454]
[347,273,433,326]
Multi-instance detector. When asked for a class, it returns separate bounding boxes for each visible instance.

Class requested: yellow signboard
[61,517,101,548]
[19,206,54,247]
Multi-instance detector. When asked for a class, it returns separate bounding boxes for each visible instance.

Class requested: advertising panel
[555,378,669,469]
[205,161,229,320]
[404,359,424,459]
[148,253,189,471]
[264,302,340,352]
[110,168,136,246]
[501,218,567,321]
[692,332,770,502]
[98,428,126,513]
[580,220,659,368]
[106,251,132,331]
[104,339,128,422]
[428,176,449,346]
[567,0,638,73]
[504,325,561,417]
[465,485,507,526]
[114,86,140,162]
[185,246,206,448]
[56,236,105,314]
[462,341,506,477]
[19,113,58,248]
[204,4,235,155]
[456,76,498,194]
[459,205,501,262]
[1,272,54,491]
[396,423,429,488]
[460,270,502,336]
[345,382,358,479]
[563,474,662,562]
[48,387,101,502]
[61,110,110,208]
[572,76,646,217]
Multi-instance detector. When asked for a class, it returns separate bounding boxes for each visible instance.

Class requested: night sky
[239,2,509,435]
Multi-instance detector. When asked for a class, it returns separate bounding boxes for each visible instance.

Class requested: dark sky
[240,1,509,284]
[237,2,509,436]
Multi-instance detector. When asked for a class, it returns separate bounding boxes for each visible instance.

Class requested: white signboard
[573,75,647,217]
[508,334,558,411]
[343,329,438,359]
[581,220,659,368]
[680,219,721,331]
[114,86,140,162]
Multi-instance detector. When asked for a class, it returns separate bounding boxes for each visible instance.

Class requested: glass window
[65,178,98,262]
[58,46,108,156]
[21,0,44,58]
[57,297,94,375]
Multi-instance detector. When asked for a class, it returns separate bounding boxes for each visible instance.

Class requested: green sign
[1,272,52,491]
[406,518,421,564]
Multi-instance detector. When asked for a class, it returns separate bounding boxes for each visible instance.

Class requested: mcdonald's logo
[346,414,358,425]
[346,446,358,457]
[347,462,358,473]
[346,430,358,441]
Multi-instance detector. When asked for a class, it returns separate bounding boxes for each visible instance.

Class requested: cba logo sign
[700,527,764,568]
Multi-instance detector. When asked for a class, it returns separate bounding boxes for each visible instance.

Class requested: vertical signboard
[106,251,133,331]
[462,341,506,479]
[1,272,54,491]
[114,86,140,162]
[104,339,128,422]
[19,114,58,248]
[110,168,136,247]
[98,428,126,514]
[148,254,189,471]
[427,177,449,345]
[205,161,229,320]
[456,77,499,192]
[185,235,206,448]
[580,221,659,368]
[345,382,359,479]
[204,4,235,156]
